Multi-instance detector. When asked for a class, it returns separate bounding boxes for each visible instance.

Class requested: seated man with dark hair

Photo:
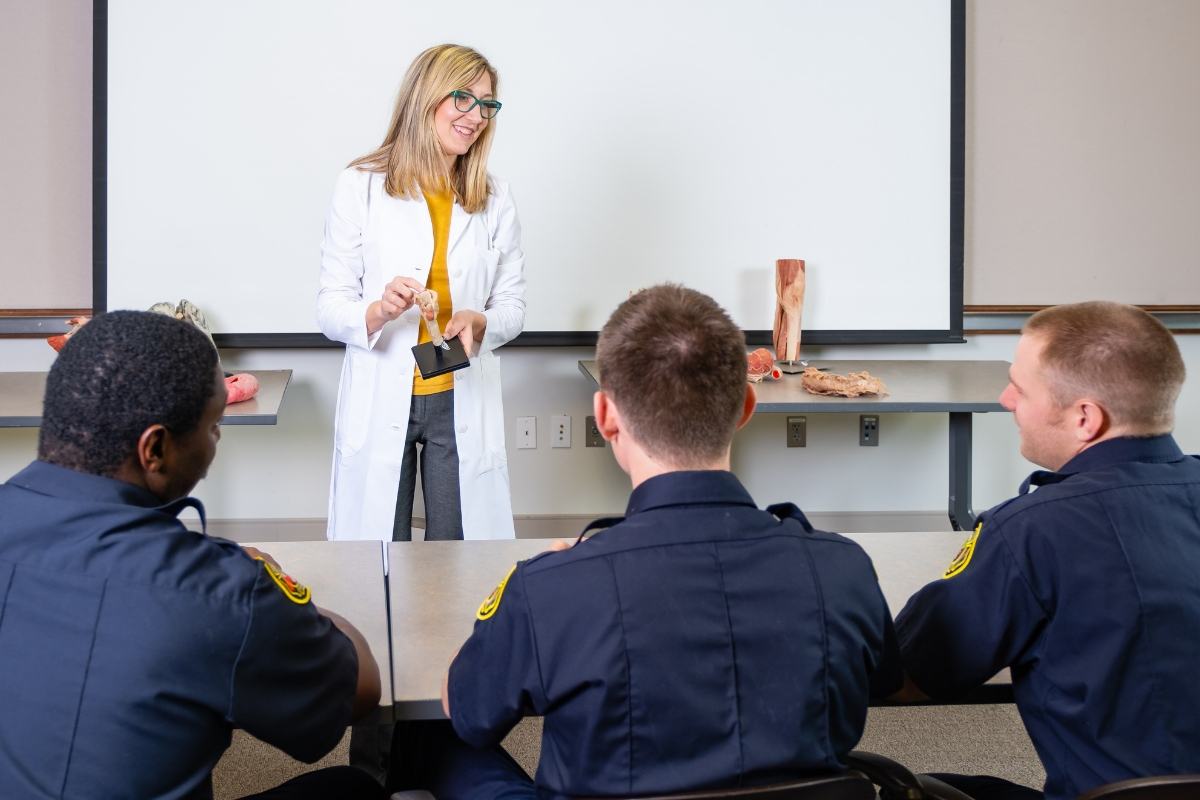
[0,311,389,800]
[892,302,1200,800]
[390,285,903,799]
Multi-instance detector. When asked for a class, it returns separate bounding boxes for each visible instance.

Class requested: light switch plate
[551,415,571,448]
[517,416,536,449]
[860,415,879,447]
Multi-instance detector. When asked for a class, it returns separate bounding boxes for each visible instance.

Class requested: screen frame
[92,0,965,349]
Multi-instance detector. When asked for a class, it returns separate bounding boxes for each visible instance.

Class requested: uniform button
[457,423,467,433]
[452,268,462,278]
[455,371,465,381]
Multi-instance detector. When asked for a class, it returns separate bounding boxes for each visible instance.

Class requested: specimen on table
[773,259,806,363]
[800,367,887,398]
[747,348,782,382]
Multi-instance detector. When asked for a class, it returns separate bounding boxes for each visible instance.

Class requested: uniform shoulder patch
[943,521,982,579]
[257,557,312,604]
[477,564,517,621]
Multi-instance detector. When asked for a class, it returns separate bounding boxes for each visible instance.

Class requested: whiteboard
[106,0,953,337]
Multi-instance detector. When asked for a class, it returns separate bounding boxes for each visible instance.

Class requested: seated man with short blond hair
[893,302,1200,800]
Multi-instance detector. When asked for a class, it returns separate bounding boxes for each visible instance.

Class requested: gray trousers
[353,392,464,783]
[393,390,464,542]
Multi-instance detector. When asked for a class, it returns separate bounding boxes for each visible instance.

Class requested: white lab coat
[317,167,525,542]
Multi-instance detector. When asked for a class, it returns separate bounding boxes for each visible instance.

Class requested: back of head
[596,285,747,466]
[39,311,221,477]
[1024,301,1185,435]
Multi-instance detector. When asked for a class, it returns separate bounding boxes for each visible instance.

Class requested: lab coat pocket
[335,346,376,457]
[475,246,501,296]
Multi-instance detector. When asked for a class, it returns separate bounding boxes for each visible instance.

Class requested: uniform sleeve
[447,564,544,748]
[894,521,1048,700]
[229,564,359,763]
[478,181,526,355]
[868,611,904,698]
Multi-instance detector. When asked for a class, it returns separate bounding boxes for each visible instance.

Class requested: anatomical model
[746,348,782,382]
[773,259,805,363]
[414,290,449,349]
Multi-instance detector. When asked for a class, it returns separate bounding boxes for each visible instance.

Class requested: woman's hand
[444,310,488,357]
[366,276,426,335]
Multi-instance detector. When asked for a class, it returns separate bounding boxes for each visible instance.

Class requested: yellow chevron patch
[943,521,982,579]
[477,565,517,620]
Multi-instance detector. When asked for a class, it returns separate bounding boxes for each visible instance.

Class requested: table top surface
[242,540,393,717]
[387,531,974,718]
[579,360,1011,413]
[0,369,292,426]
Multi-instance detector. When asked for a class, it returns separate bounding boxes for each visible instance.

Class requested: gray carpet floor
[212,706,1045,798]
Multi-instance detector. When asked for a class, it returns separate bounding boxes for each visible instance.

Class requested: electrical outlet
[585,416,605,447]
[786,416,806,447]
[516,416,536,449]
[551,415,571,448]
[860,415,879,447]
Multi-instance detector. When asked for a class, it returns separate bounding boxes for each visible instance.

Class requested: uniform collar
[1019,435,1184,495]
[6,460,208,532]
[626,470,758,517]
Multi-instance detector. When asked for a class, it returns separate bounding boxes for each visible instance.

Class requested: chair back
[1075,775,1200,800]
[579,771,876,800]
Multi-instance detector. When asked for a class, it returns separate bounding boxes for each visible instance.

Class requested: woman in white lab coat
[318,44,524,544]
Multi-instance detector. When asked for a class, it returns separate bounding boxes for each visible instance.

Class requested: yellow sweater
[413,187,455,395]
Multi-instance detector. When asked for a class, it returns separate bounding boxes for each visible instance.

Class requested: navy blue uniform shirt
[895,436,1200,800]
[448,471,902,799]
[0,461,359,800]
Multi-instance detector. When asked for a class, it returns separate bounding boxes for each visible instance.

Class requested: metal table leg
[948,412,976,531]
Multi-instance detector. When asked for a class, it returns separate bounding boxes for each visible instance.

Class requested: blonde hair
[1024,302,1185,435]
[350,44,498,214]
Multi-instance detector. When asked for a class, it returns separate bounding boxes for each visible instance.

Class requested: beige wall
[0,0,92,311]
[966,0,1200,305]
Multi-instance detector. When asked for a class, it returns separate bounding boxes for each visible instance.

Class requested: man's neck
[624,446,731,490]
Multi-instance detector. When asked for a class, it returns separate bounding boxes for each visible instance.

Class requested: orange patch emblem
[256,558,312,604]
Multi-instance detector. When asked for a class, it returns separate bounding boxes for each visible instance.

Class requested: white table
[580,360,1012,532]
[387,533,1007,720]
[0,369,292,426]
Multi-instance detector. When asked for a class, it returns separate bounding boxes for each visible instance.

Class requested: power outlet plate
[585,416,605,447]
[860,415,879,446]
[551,415,571,448]
[786,416,806,447]
[516,416,536,449]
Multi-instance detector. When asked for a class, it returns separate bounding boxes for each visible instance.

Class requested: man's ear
[735,383,757,431]
[136,424,170,475]
[1074,398,1111,444]
[593,391,621,441]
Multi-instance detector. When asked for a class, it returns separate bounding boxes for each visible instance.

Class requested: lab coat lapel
[447,199,472,256]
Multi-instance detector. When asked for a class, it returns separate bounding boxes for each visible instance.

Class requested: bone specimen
[148,300,217,349]
[414,290,446,347]
[746,348,782,383]
[47,317,91,352]
[224,373,260,404]
[801,367,888,398]
[773,259,806,363]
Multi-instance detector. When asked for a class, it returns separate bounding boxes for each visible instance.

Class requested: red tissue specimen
[224,373,259,404]
[747,348,782,382]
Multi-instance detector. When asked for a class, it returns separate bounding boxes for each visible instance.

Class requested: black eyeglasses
[450,90,502,119]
